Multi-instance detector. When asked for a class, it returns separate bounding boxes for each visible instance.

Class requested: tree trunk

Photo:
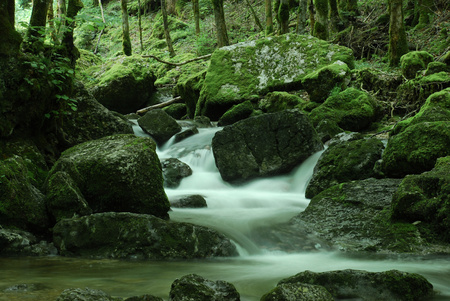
[193,0,200,35]
[278,0,289,34]
[416,0,433,29]
[94,0,106,53]
[389,0,408,66]
[313,0,328,40]
[265,0,273,35]
[0,0,22,56]
[308,0,315,34]
[138,0,143,51]
[329,0,342,31]
[47,0,59,44]
[161,0,176,57]
[62,0,83,66]
[27,0,49,50]
[244,0,264,31]
[296,0,308,34]
[56,0,66,39]
[211,0,229,47]
[121,0,132,56]
[167,0,177,15]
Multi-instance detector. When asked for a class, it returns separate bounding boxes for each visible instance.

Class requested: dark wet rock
[45,171,92,223]
[61,81,133,147]
[0,155,49,234]
[161,158,193,188]
[55,287,120,301]
[381,121,450,178]
[169,274,240,301]
[193,116,213,127]
[138,109,182,144]
[217,100,254,126]
[125,295,164,301]
[170,195,207,208]
[0,228,57,256]
[278,269,434,301]
[174,126,199,143]
[260,283,333,301]
[53,212,238,259]
[305,138,385,198]
[47,134,170,219]
[212,110,323,183]
[391,156,450,243]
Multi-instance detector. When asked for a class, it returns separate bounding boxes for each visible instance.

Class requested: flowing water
[1,125,450,300]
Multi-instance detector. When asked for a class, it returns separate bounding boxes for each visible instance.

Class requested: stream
[1,125,450,300]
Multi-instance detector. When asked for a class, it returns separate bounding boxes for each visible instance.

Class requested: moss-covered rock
[425,61,450,76]
[309,88,380,132]
[0,156,50,235]
[391,156,450,242]
[217,100,254,126]
[137,109,182,144]
[258,91,306,113]
[169,274,240,301]
[163,103,187,119]
[0,228,57,256]
[400,51,434,79]
[55,288,118,301]
[301,60,351,103]
[392,88,450,135]
[174,69,207,118]
[354,67,403,102]
[212,110,323,183]
[261,283,333,301]
[381,122,450,177]
[84,55,157,114]
[53,212,238,259]
[47,134,170,219]
[305,138,384,198]
[196,34,354,120]
[278,269,434,301]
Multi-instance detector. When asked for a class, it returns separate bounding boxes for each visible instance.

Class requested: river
[1,125,449,300]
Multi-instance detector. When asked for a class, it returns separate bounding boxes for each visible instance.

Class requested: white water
[1,125,449,301]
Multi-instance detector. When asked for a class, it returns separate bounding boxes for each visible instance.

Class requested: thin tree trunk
[161,0,176,57]
[389,0,408,66]
[211,0,229,47]
[121,0,132,56]
[56,0,66,39]
[193,0,200,35]
[278,0,289,34]
[313,0,328,40]
[329,0,342,31]
[244,0,264,31]
[47,0,59,44]
[296,0,307,34]
[138,0,143,51]
[265,0,273,35]
[94,0,106,53]
[62,0,83,67]
[27,0,50,50]
[308,0,315,35]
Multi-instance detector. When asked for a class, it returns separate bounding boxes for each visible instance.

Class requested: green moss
[400,51,434,79]
[259,91,305,113]
[217,100,254,126]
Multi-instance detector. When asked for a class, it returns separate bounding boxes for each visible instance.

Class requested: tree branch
[136,96,182,114]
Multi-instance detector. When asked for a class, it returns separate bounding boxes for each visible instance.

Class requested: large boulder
[169,274,240,301]
[61,81,133,147]
[0,228,57,256]
[305,138,385,198]
[0,156,50,235]
[391,156,450,242]
[196,34,354,120]
[400,51,434,79]
[309,88,380,132]
[53,212,238,259]
[381,122,450,177]
[278,269,434,301]
[290,178,450,253]
[137,109,182,144]
[88,56,157,114]
[212,110,323,183]
[46,134,170,219]
[260,283,333,301]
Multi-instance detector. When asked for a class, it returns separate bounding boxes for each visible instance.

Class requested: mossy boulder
[381,122,450,177]
[137,109,182,144]
[217,100,254,126]
[391,156,450,242]
[260,283,333,301]
[392,88,450,135]
[163,103,187,119]
[86,55,157,114]
[169,274,240,301]
[196,34,354,120]
[47,134,170,219]
[309,88,380,132]
[53,212,238,259]
[0,156,50,235]
[174,70,207,118]
[258,91,306,113]
[400,51,434,79]
[212,110,323,183]
[305,138,385,198]
[425,61,450,75]
[278,269,434,301]
[301,60,351,103]
[354,67,403,102]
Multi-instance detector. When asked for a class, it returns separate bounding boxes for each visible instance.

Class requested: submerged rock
[305,138,384,198]
[161,158,193,188]
[169,274,240,301]
[56,287,119,301]
[138,109,182,144]
[212,110,323,183]
[47,134,170,219]
[278,269,434,301]
[170,195,207,208]
[196,34,354,120]
[53,212,238,259]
